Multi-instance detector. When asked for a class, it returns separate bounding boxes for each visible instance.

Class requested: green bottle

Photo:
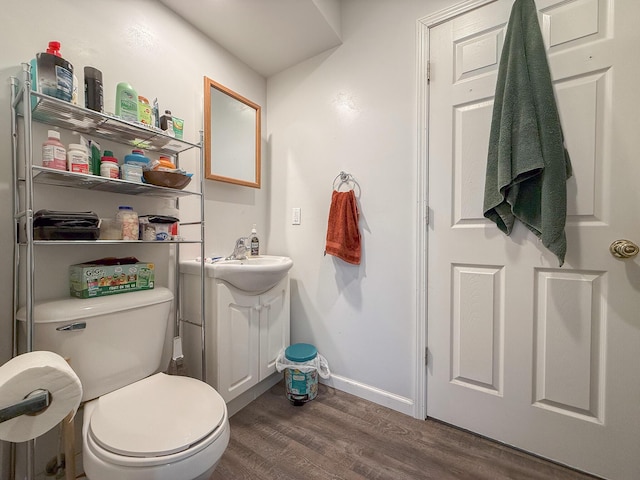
[115,82,139,123]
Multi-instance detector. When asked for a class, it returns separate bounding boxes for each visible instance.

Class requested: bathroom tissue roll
[0,351,82,442]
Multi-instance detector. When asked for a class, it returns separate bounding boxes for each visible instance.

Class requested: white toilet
[18,287,230,480]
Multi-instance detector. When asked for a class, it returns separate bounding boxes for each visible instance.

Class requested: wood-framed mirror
[204,76,261,188]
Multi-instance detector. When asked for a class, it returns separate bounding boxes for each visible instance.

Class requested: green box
[69,261,155,298]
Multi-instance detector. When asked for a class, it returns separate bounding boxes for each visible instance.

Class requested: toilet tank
[17,287,173,402]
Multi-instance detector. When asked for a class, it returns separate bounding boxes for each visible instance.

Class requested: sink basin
[177,255,293,293]
[213,256,293,292]
[181,255,293,292]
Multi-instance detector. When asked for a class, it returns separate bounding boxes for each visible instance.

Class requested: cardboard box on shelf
[69,259,154,298]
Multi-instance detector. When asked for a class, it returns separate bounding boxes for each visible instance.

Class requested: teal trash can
[284,343,319,406]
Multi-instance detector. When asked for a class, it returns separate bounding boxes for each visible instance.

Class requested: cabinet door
[216,283,260,402]
[259,277,290,380]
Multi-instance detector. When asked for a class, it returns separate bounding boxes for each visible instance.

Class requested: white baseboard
[226,372,416,418]
[320,373,415,417]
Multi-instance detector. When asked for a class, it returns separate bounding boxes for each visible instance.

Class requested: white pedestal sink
[180,256,293,293]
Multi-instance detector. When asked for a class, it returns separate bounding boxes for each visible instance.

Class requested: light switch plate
[292,207,301,225]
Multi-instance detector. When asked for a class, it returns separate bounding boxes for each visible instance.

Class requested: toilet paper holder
[0,389,51,423]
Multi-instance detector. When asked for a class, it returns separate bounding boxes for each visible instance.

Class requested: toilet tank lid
[16,287,173,324]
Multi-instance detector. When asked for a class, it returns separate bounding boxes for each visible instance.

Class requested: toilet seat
[88,373,226,466]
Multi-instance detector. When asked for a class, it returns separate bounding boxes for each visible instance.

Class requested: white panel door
[426,0,640,478]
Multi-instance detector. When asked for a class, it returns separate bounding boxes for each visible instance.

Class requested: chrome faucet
[226,237,248,260]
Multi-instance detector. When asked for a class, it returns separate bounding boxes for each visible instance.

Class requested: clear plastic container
[116,206,139,241]
[99,218,122,240]
[121,163,143,183]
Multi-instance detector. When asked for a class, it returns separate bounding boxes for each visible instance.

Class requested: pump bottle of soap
[249,224,260,256]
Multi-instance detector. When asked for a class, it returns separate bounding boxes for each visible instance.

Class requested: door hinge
[425,207,429,226]
[425,347,429,366]
[427,60,431,83]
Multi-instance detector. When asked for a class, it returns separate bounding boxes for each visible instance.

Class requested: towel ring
[332,171,361,197]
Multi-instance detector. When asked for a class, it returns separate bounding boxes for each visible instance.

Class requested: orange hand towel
[325,190,361,265]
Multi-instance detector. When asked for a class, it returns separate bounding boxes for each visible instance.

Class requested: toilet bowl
[82,373,230,480]
[17,287,230,480]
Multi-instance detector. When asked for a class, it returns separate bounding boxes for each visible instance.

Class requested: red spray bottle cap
[46,41,61,57]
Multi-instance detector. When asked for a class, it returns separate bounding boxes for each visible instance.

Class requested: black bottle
[84,66,103,112]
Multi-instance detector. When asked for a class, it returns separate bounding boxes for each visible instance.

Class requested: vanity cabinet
[212,276,290,402]
[180,265,291,404]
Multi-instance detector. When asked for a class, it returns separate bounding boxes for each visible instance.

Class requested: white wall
[0,0,266,477]
[267,0,455,412]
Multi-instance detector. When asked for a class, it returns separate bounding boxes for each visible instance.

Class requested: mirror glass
[204,76,261,188]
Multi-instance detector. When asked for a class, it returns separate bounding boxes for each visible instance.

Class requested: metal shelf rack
[10,63,207,480]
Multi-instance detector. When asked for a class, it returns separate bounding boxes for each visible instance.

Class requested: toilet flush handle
[56,322,86,332]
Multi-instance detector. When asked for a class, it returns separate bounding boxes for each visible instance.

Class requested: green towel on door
[483,0,572,266]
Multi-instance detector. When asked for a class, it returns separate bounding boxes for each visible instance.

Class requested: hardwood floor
[210,382,598,480]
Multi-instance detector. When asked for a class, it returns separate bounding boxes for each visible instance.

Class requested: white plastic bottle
[249,224,260,256]
[67,143,89,173]
[42,130,66,171]
[100,151,120,179]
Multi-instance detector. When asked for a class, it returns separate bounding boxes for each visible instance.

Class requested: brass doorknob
[610,239,639,259]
